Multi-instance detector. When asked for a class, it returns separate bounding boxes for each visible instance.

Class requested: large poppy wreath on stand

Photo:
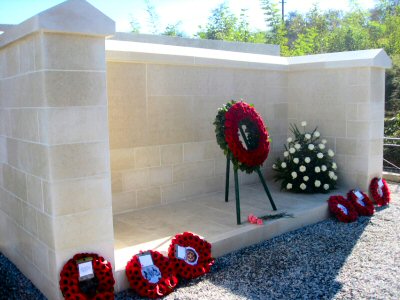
[328,195,358,223]
[125,250,178,298]
[168,232,214,279]
[59,253,115,300]
[369,177,391,206]
[347,189,375,216]
[214,100,270,173]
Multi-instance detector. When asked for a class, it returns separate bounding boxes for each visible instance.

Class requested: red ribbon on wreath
[347,189,375,216]
[328,195,358,222]
[125,250,178,298]
[369,177,391,206]
[168,232,214,280]
[59,253,115,300]
[224,101,270,167]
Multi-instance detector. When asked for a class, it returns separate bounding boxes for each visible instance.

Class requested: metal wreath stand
[225,125,277,225]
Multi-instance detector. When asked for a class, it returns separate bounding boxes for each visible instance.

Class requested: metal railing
[383,137,400,173]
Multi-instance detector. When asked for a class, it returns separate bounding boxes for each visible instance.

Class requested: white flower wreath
[273,121,338,193]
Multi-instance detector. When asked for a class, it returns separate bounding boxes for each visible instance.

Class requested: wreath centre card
[77,257,94,281]
[138,252,161,284]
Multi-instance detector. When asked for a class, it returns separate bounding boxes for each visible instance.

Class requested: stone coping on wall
[288,49,392,70]
[0,24,15,32]
[111,32,281,56]
[106,39,392,71]
[106,40,288,71]
[0,0,115,49]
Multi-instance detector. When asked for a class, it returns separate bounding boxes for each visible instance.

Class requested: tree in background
[133,0,186,37]
[260,0,289,55]
[376,1,400,115]
[144,0,160,34]
[386,55,400,115]
[163,21,185,37]
[197,3,265,43]
[235,9,266,43]
[197,3,238,40]
[130,17,141,33]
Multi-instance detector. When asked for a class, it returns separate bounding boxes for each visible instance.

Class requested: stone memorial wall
[0,0,391,298]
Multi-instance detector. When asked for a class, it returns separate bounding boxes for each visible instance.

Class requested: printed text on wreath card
[78,261,94,280]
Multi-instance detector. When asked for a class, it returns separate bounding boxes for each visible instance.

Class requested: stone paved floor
[113,181,347,282]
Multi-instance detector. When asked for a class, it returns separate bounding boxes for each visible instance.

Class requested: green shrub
[384,113,400,172]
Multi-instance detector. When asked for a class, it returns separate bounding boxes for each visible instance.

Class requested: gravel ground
[0,254,46,300]
[1,183,399,300]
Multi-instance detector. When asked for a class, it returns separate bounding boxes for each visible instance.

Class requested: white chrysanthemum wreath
[273,121,338,193]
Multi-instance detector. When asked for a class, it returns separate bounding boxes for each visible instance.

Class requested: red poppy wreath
[59,253,115,300]
[369,177,391,206]
[347,189,375,216]
[125,250,178,299]
[168,232,214,280]
[328,195,358,223]
[214,100,270,173]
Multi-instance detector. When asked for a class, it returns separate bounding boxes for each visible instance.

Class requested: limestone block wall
[0,1,116,298]
[0,33,49,293]
[107,61,288,214]
[287,52,390,191]
[0,0,392,298]
[106,41,391,212]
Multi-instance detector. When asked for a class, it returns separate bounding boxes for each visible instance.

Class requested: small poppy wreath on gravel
[347,189,375,216]
[168,232,215,280]
[59,253,115,300]
[369,177,391,206]
[328,195,358,223]
[125,250,178,299]
[214,100,270,173]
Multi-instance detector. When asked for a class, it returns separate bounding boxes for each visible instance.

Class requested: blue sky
[0,0,377,36]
